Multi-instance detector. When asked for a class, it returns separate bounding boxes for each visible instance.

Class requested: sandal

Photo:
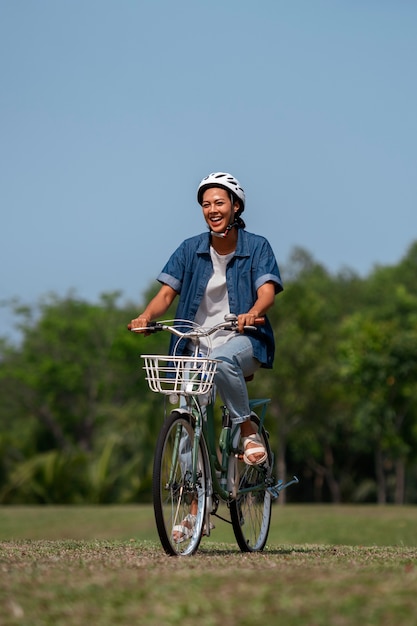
[172,513,196,543]
[242,433,268,466]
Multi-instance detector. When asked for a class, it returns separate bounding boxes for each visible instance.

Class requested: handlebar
[127,314,265,337]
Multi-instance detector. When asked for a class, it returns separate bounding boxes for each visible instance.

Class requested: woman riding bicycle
[130,171,283,471]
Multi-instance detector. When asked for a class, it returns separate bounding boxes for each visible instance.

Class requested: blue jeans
[210,335,260,425]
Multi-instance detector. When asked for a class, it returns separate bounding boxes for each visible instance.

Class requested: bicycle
[130,314,298,556]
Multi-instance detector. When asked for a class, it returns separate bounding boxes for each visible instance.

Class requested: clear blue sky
[1,1,416,336]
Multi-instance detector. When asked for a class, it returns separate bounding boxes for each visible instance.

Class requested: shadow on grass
[198,544,321,556]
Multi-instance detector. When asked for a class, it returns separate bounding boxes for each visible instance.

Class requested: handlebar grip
[127,322,150,332]
[127,321,162,333]
[254,317,265,326]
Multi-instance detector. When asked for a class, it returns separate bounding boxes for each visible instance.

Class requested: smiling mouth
[209,216,223,226]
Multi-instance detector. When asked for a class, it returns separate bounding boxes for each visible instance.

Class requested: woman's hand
[237,312,259,333]
[128,315,151,333]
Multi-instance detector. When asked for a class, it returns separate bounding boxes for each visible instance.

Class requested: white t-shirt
[194,246,234,352]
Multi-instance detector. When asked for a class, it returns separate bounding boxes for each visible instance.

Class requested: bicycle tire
[153,410,207,556]
[229,414,272,552]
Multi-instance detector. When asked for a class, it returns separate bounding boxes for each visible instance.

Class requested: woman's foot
[172,513,196,543]
[240,421,267,465]
[172,512,214,543]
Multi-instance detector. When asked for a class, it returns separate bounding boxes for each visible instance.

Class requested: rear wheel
[153,411,207,556]
[229,414,272,552]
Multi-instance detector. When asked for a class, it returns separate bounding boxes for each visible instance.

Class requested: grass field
[1,504,417,625]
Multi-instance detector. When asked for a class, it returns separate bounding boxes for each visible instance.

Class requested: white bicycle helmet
[197,172,245,211]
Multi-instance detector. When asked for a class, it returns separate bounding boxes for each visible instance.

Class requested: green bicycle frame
[187,395,272,502]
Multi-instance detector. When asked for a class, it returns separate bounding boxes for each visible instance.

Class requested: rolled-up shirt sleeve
[157,243,186,293]
[253,238,283,294]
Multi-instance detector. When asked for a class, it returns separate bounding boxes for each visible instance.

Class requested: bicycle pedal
[268,476,299,499]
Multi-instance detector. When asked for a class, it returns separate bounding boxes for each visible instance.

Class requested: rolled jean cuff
[231,413,252,426]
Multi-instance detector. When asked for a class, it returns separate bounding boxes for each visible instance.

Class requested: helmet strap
[210,220,238,239]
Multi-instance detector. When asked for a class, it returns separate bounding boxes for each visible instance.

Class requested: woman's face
[201,187,239,234]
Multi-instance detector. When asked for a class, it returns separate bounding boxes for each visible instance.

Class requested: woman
[130,172,283,538]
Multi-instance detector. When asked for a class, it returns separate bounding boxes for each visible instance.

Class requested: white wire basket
[141,355,219,396]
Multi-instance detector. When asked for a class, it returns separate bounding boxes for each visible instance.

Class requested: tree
[1,243,417,504]
[0,291,168,503]
[339,281,417,503]
[268,248,364,503]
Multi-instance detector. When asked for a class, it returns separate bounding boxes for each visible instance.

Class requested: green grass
[1,502,417,546]
[1,504,417,625]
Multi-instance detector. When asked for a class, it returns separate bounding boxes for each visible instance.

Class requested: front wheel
[152,411,207,556]
[229,414,272,552]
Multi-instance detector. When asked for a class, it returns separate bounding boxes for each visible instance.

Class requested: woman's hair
[232,195,246,229]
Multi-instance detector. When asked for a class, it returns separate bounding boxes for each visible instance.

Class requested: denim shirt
[157,229,283,368]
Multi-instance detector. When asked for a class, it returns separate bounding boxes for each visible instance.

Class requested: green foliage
[1,242,417,505]
[0,449,89,504]
[0,290,164,504]
[338,277,417,503]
